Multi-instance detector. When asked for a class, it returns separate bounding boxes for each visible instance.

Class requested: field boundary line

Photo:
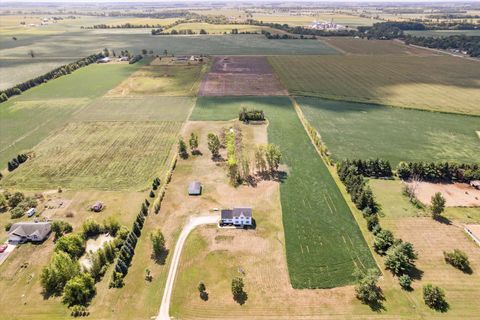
[290,96,382,272]
[292,94,480,118]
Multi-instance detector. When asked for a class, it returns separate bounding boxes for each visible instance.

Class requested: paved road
[0,243,16,266]
[157,215,219,320]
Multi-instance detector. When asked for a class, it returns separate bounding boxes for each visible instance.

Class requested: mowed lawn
[192,97,377,288]
[1,121,181,191]
[269,55,480,115]
[298,97,480,165]
[370,179,480,317]
[0,63,143,166]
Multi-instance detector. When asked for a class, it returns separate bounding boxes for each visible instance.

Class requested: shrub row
[238,108,265,122]
[7,153,28,172]
[0,53,104,102]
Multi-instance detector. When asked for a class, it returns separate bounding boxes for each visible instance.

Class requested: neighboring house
[220,207,253,227]
[8,222,51,243]
[188,181,202,196]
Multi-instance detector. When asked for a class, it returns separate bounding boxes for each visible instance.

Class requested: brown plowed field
[199,56,288,96]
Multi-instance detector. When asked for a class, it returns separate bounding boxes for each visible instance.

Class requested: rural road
[157,215,219,320]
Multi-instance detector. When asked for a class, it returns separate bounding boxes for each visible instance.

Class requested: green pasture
[298,97,480,165]
[405,30,480,37]
[192,96,377,288]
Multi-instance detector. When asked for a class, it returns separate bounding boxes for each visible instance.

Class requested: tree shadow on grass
[151,249,169,265]
[434,215,451,225]
[408,266,424,281]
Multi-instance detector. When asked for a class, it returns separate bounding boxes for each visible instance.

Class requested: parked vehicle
[0,244,8,253]
[26,208,35,217]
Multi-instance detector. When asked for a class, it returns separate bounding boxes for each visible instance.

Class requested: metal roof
[188,181,202,195]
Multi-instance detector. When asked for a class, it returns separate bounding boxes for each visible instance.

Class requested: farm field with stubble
[270,55,480,115]
[297,97,480,165]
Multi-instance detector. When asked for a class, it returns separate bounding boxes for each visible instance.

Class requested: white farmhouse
[220,207,252,227]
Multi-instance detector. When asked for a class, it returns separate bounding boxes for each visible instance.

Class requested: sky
[2,0,477,2]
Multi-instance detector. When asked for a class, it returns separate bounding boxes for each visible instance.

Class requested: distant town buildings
[307,20,346,31]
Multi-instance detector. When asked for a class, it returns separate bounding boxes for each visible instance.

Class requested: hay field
[298,97,480,165]
[323,38,434,55]
[1,121,181,191]
[192,97,376,288]
[106,63,207,97]
[270,55,480,115]
[0,63,143,166]
[74,96,195,122]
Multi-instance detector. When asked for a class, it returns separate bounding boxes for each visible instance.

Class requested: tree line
[404,35,480,57]
[397,161,480,182]
[0,52,104,102]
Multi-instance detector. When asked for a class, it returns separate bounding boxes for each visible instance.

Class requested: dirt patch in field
[408,181,480,207]
[199,56,288,96]
[79,234,114,269]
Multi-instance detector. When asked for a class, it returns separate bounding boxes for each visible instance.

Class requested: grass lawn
[0,190,147,320]
[369,178,480,318]
[297,97,480,165]
[1,121,181,191]
[269,55,480,115]
[191,96,376,288]
[106,62,208,97]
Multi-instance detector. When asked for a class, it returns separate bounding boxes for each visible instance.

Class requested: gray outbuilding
[188,181,202,195]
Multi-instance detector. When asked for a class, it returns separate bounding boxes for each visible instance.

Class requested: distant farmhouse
[220,207,253,227]
[8,222,51,243]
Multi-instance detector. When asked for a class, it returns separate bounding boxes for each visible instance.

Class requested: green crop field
[0,32,338,90]
[192,96,377,288]
[1,121,181,191]
[269,55,480,116]
[298,97,480,165]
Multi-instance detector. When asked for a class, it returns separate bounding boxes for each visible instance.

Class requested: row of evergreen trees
[337,160,419,292]
[7,153,28,172]
[337,160,378,214]
[339,159,393,178]
[397,161,480,182]
[109,200,149,288]
[0,53,104,102]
